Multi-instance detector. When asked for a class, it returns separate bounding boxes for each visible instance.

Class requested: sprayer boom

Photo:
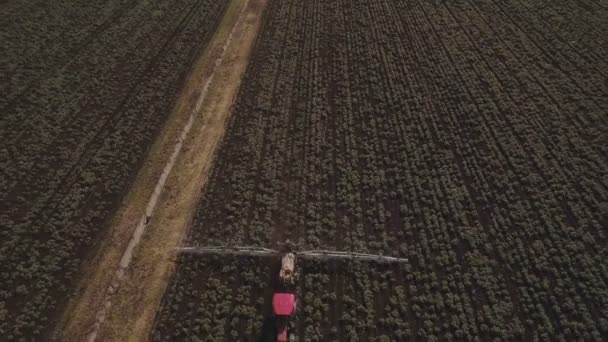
[177,246,280,257]
[297,250,408,263]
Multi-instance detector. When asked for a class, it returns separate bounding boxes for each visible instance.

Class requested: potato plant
[1,0,229,339]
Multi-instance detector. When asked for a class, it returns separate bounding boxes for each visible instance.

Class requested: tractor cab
[272,292,296,316]
[273,292,296,342]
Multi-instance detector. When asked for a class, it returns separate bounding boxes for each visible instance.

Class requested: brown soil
[56,0,267,340]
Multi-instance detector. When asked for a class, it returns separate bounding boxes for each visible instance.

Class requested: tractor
[178,245,407,341]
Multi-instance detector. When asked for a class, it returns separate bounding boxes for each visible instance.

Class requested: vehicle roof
[272,293,295,316]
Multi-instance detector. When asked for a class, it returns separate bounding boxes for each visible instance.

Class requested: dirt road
[58,0,267,340]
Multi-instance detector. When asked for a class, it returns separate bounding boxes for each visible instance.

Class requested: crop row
[154,0,607,340]
[0,0,229,339]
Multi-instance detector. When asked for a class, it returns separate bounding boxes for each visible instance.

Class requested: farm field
[153,0,608,341]
[1,0,229,339]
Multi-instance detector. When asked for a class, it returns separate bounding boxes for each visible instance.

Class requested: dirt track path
[58,0,267,340]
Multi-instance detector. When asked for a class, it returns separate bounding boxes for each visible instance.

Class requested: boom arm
[297,250,408,263]
[177,246,280,257]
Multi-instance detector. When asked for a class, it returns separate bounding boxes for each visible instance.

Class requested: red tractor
[273,253,297,341]
[273,292,295,342]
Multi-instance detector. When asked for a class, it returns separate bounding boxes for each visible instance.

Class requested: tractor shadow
[257,316,277,342]
[257,257,281,341]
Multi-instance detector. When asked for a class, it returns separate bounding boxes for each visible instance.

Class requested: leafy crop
[1,0,229,339]
[154,0,607,340]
